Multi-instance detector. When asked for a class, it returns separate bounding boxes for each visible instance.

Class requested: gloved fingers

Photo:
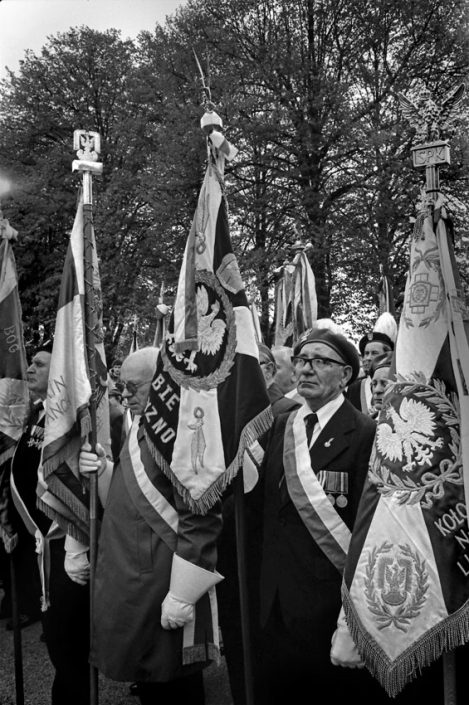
[68,573,89,586]
[79,451,102,474]
[331,654,365,668]
[161,616,184,630]
[95,442,106,458]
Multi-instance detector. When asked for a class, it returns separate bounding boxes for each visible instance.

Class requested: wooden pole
[72,130,103,705]
[9,553,24,705]
[233,473,254,705]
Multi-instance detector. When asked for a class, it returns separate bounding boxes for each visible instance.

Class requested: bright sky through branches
[0,0,187,78]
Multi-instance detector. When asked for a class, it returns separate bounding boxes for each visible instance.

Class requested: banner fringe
[182,643,220,666]
[342,583,469,697]
[37,494,90,545]
[144,405,273,515]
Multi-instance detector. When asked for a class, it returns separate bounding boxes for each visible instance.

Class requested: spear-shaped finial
[193,48,223,134]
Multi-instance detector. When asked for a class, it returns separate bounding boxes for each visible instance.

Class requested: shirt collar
[303,392,345,430]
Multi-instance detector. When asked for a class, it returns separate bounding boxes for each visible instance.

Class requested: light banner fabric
[341,201,469,696]
[0,225,29,550]
[144,130,272,513]
[40,197,110,544]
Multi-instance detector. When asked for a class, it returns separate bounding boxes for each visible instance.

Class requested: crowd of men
[0,317,459,705]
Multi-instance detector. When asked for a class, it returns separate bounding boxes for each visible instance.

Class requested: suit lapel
[279,400,357,509]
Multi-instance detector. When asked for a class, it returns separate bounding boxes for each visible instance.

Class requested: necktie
[28,401,44,428]
[305,412,318,447]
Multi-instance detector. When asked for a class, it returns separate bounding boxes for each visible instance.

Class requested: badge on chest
[317,470,348,507]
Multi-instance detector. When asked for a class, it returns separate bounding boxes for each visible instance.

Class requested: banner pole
[9,553,25,705]
[72,130,103,705]
[234,473,254,705]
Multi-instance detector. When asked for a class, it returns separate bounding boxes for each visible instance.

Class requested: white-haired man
[79,347,222,705]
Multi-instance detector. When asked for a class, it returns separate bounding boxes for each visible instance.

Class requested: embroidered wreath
[162,269,237,391]
[364,542,429,632]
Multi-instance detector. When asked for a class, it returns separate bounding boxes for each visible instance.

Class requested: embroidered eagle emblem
[376,397,443,472]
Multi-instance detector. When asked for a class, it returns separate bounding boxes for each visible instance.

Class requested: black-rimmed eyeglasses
[291,356,347,372]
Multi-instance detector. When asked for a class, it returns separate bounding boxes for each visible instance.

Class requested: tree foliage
[0,0,468,356]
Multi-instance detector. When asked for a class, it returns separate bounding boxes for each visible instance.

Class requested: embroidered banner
[0,223,29,550]
[342,201,469,696]
[40,195,111,544]
[143,128,272,513]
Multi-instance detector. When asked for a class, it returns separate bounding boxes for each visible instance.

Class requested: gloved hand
[79,442,107,476]
[161,593,194,630]
[330,609,364,669]
[64,535,90,586]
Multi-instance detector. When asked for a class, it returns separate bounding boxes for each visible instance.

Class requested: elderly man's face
[362,342,390,375]
[120,358,153,415]
[27,351,51,400]
[295,342,351,411]
[371,366,392,410]
[272,350,296,394]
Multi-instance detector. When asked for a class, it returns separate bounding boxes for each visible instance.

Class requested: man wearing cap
[256,327,388,705]
[346,324,395,415]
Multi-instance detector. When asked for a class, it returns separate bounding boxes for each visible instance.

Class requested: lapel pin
[324,437,334,447]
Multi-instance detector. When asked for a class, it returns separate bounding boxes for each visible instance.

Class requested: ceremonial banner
[0,221,29,550]
[292,249,317,339]
[249,302,263,344]
[341,200,469,696]
[144,128,272,513]
[273,263,294,346]
[274,248,317,347]
[377,265,395,316]
[39,196,110,544]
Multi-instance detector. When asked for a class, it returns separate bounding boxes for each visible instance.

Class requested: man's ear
[342,366,353,388]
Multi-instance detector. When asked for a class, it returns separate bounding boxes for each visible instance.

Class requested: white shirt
[303,393,345,448]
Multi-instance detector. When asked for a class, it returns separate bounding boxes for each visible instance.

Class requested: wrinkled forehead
[299,342,344,363]
[31,352,52,368]
[121,358,143,382]
[372,366,391,381]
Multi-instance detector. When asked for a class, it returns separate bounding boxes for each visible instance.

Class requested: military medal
[319,470,348,507]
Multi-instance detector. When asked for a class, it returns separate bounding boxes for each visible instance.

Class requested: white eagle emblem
[196,285,226,354]
[376,397,444,472]
[184,285,226,372]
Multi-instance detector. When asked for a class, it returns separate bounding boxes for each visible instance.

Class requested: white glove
[161,593,194,630]
[160,554,223,630]
[64,535,90,586]
[330,608,365,669]
[79,441,107,476]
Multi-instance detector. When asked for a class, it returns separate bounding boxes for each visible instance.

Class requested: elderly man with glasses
[78,347,222,705]
[255,327,390,705]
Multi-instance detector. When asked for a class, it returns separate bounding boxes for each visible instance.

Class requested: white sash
[283,406,351,572]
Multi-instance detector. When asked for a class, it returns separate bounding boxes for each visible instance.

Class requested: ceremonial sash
[121,417,220,665]
[283,406,351,573]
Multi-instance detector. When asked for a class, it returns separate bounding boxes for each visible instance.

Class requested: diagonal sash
[122,416,220,665]
[122,417,178,551]
[283,406,351,573]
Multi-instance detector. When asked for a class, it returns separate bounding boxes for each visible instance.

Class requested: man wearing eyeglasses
[79,347,222,705]
[256,327,389,705]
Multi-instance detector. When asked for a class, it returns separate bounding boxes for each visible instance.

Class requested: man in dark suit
[256,327,390,705]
